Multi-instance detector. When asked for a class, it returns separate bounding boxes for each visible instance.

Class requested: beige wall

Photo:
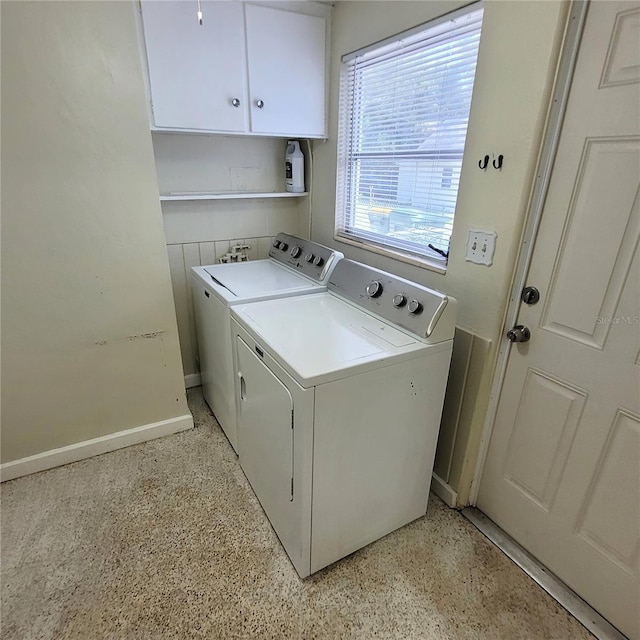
[312,0,569,503]
[1,1,190,463]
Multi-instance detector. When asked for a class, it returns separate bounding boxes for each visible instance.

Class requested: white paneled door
[477,3,640,639]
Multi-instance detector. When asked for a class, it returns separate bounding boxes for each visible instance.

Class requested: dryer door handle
[238,371,246,401]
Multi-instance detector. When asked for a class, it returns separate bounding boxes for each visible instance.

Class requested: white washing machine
[231,259,456,577]
[191,233,342,453]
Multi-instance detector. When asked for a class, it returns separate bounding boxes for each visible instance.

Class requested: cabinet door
[141,1,247,132]
[245,5,326,137]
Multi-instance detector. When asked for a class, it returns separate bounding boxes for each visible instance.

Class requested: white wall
[312,0,569,503]
[154,134,308,247]
[1,1,190,464]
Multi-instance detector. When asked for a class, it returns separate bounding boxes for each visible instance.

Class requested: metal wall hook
[493,154,504,170]
[478,155,489,170]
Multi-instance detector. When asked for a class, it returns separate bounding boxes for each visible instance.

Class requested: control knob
[305,252,315,263]
[290,245,302,258]
[279,242,289,251]
[392,294,406,308]
[313,255,324,267]
[407,299,423,314]
[366,281,383,298]
[272,240,281,249]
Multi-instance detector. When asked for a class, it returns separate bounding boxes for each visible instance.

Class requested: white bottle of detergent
[285,140,304,193]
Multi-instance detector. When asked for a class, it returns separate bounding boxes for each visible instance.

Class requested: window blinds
[335,4,484,262]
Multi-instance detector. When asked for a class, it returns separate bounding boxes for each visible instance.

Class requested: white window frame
[334,3,484,272]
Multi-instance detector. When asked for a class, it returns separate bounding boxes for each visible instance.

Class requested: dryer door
[236,337,294,537]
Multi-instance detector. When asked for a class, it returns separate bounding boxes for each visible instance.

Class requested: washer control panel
[329,259,449,339]
[269,233,342,282]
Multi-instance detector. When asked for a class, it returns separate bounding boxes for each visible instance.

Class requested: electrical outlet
[465,230,497,266]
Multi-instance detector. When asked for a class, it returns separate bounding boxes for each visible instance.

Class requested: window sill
[334,234,447,275]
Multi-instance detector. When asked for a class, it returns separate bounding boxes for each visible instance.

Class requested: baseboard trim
[431,472,458,508]
[0,413,194,483]
[185,373,201,389]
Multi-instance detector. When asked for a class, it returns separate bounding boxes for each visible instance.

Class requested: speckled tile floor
[1,388,594,640]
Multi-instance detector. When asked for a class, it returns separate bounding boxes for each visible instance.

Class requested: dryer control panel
[328,259,452,340]
[268,233,343,283]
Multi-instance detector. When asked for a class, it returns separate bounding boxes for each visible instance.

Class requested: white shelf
[159,191,308,202]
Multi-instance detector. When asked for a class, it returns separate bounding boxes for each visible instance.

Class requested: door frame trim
[469,0,590,505]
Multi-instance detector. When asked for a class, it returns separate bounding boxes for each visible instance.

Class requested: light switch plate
[465,230,497,265]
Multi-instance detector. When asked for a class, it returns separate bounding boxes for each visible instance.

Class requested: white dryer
[231,259,456,577]
[191,233,343,453]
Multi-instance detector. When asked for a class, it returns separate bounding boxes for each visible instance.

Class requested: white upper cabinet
[245,5,325,137]
[141,1,247,133]
[139,1,327,138]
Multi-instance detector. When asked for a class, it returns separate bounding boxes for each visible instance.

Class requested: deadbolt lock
[521,286,540,305]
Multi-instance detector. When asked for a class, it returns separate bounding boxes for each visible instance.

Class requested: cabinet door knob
[256,99,264,109]
[231,98,240,107]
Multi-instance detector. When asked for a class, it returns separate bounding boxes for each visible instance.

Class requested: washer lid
[232,293,447,388]
[192,260,325,305]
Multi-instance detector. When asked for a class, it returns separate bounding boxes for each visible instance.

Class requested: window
[335,4,483,267]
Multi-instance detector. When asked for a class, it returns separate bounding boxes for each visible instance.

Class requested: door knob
[256,99,264,109]
[231,97,240,107]
[507,325,531,343]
